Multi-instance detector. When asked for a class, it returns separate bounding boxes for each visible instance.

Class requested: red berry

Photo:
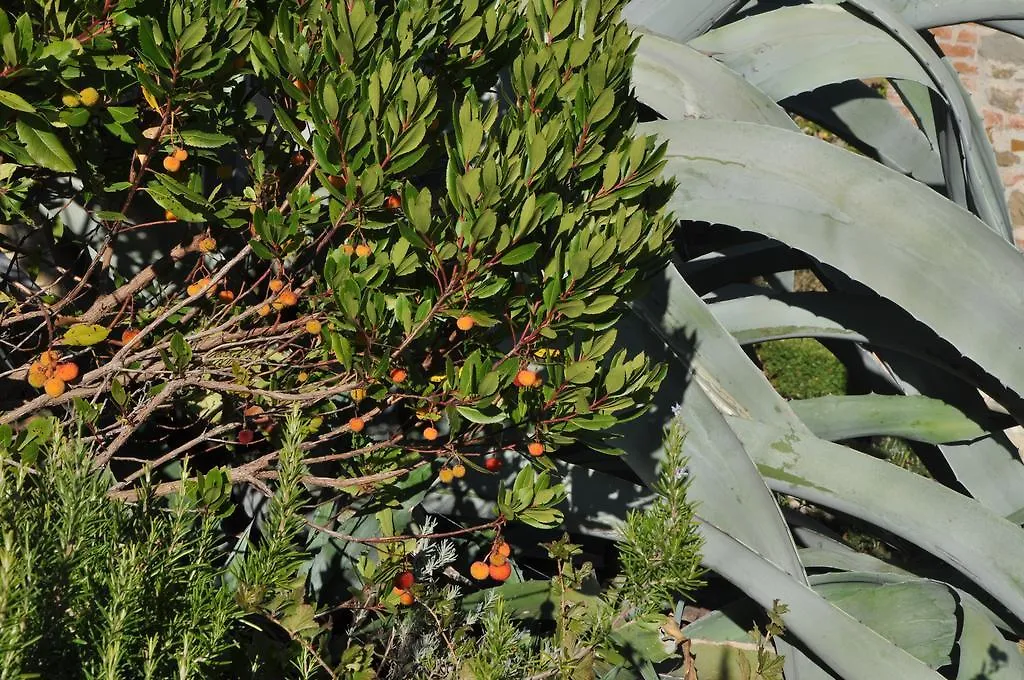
[484,456,502,471]
[394,571,414,590]
[237,429,255,444]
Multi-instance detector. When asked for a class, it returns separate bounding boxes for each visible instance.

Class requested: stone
[1009,190,1024,228]
[980,33,1024,64]
[992,66,1016,79]
[997,151,1018,166]
[989,87,1021,113]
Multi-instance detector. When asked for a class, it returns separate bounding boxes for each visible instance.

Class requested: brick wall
[924,25,1024,246]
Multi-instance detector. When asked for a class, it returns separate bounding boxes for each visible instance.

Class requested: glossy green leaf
[16,115,76,173]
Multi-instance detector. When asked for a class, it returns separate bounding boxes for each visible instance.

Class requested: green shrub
[755,338,847,400]
[0,0,700,676]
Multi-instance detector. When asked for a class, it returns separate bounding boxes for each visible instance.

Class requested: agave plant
[572,0,1024,678]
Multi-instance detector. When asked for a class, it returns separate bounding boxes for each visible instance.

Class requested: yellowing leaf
[62,323,110,346]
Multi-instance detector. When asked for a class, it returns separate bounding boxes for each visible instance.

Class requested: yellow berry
[78,87,100,107]
[452,463,466,478]
[258,304,272,317]
[268,278,285,292]
[305,319,322,335]
[438,467,454,484]
[355,244,372,258]
[198,237,216,252]
[278,290,298,307]
[469,561,489,580]
[62,93,81,107]
[27,364,46,388]
[44,377,66,398]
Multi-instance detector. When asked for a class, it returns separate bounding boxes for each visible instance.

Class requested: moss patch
[755,338,847,400]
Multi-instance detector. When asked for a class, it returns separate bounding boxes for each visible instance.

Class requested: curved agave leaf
[632,32,799,130]
[644,119,1024,415]
[698,518,946,680]
[784,81,943,186]
[983,19,1024,38]
[724,416,1024,623]
[870,0,1024,28]
[956,592,1024,679]
[789,394,985,444]
[839,0,1013,238]
[622,0,744,43]
[809,573,957,669]
[689,5,933,100]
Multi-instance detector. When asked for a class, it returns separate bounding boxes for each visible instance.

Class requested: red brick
[986,110,1006,128]
[1011,139,1024,152]
[1009,115,1024,129]
[956,28,979,43]
[953,60,979,75]
[942,44,976,58]
[931,26,954,39]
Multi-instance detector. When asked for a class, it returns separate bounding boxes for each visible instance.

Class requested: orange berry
[355,244,372,258]
[162,156,181,173]
[122,329,140,344]
[484,456,502,472]
[218,289,235,303]
[349,416,365,433]
[469,561,489,580]
[390,368,407,383]
[488,552,507,567]
[305,319,322,335]
[257,304,272,317]
[423,426,439,441]
[495,541,511,558]
[516,369,538,387]
[341,244,355,256]
[527,441,544,457]
[452,463,466,478]
[198,237,216,252]
[278,290,298,306]
[456,315,475,331]
[44,377,66,398]
[399,590,415,606]
[164,209,177,221]
[394,571,415,590]
[438,467,454,484]
[489,562,512,581]
[55,362,79,382]
[385,194,401,210]
[172,147,188,161]
[27,364,46,388]
[268,278,285,292]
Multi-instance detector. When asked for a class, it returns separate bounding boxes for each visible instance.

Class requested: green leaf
[15,115,76,172]
[62,323,109,346]
[500,242,541,265]
[455,405,506,424]
[180,130,234,148]
[0,89,34,112]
